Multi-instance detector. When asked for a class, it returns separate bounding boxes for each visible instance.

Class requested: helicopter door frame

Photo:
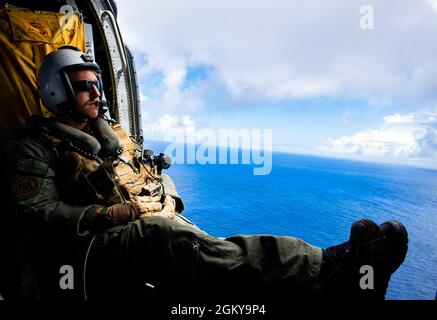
[88,0,142,142]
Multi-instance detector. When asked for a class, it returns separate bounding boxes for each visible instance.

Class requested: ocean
[146,140,437,300]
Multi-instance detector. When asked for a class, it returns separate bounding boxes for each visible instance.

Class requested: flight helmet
[37,46,103,115]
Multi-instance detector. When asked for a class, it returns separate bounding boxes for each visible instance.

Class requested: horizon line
[142,138,437,172]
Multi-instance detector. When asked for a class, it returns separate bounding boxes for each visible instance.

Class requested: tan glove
[80,202,140,232]
[134,195,176,219]
[157,195,176,219]
[133,195,163,216]
[105,202,140,225]
[161,195,176,214]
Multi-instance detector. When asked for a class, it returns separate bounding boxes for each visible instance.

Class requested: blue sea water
[146,140,437,300]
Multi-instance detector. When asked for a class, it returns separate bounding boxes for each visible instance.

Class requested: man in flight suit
[10,47,408,300]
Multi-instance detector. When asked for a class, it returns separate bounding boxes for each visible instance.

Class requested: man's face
[69,69,101,120]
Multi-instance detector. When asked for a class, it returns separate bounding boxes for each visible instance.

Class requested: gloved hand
[134,195,176,219]
[157,195,177,219]
[80,202,140,232]
[160,195,176,214]
[104,202,140,225]
[133,195,163,216]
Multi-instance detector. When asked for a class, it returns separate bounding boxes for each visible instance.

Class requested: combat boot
[319,219,408,300]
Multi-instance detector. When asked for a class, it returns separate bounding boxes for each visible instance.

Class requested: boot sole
[349,219,378,256]
[379,220,409,268]
[346,219,408,300]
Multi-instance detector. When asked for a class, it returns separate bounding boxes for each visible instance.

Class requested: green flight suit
[11,129,322,299]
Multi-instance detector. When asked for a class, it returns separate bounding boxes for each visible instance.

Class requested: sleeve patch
[12,176,41,200]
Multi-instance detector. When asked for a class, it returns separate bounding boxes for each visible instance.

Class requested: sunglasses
[71,80,101,92]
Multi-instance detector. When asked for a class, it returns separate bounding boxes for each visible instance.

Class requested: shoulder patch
[15,159,49,177]
[12,176,41,200]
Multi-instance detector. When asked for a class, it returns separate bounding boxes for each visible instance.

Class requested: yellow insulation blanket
[0,5,85,134]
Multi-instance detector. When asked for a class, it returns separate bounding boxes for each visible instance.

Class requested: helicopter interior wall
[0,0,117,121]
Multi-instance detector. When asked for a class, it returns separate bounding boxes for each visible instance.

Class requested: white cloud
[427,0,437,11]
[139,91,147,103]
[383,113,415,124]
[323,109,437,165]
[140,80,205,114]
[163,68,186,89]
[142,113,197,140]
[117,0,437,106]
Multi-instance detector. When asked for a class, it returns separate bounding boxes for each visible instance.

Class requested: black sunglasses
[71,80,101,92]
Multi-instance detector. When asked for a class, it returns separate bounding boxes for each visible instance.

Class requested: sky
[116,0,437,169]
